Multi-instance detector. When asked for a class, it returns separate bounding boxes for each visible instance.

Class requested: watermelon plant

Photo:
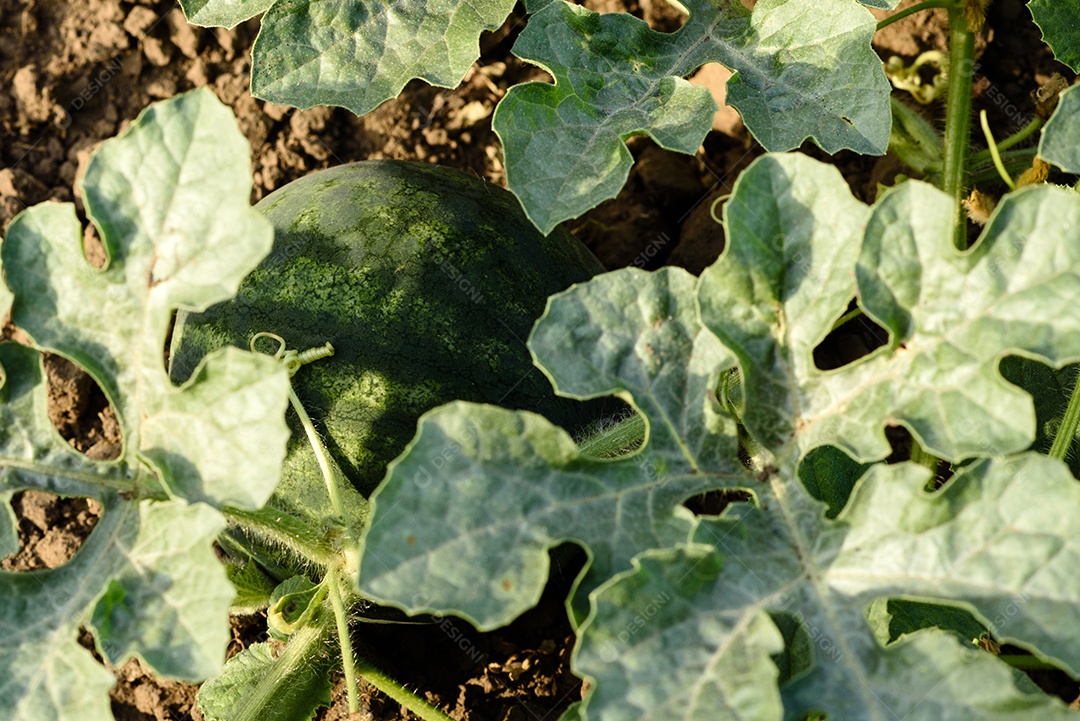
[350,2,1080,720]
[0,88,607,721]
[4,2,1080,721]
[170,156,610,719]
[179,0,897,233]
[0,89,293,721]
[174,0,1074,237]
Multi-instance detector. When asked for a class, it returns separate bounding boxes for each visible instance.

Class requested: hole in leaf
[579,0,687,32]
[798,446,869,518]
[82,222,108,270]
[867,598,1080,703]
[999,356,1080,478]
[0,490,101,571]
[44,354,122,461]
[883,426,952,488]
[358,543,584,718]
[682,488,752,516]
[995,644,1080,703]
[812,300,888,371]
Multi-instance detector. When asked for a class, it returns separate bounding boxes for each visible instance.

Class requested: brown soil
[0,0,1074,718]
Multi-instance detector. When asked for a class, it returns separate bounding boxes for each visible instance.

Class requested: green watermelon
[169,161,605,525]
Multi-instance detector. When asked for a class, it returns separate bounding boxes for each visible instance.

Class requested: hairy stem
[1049,368,1080,461]
[222,505,336,568]
[327,568,361,713]
[289,387,348,521]
[355,658,457,721]
[876,0,953,32]
[578,413,647,459]
[942,1,976,248]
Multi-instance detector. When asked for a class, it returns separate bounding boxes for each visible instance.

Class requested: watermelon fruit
[169,160,605,529]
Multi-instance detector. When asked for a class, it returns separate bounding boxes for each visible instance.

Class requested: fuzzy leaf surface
[359,267,745,630]
[179,0,275,27]
[3,87,289,509]
[197,630,334,721]
[250,0,516,114]
[0,89,290,721]
[1039,83,1080,173]
[1029,0,1080,72]
[700,171,1080,462]
[574,455,1080,720]
[495,0,890,233]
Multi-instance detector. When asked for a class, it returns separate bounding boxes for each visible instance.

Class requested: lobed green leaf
[197,630,334,721]
[703,164,1080,462]
[360,268,744,629]
[250,0,516,114]
[496,0,891,233]
[0,89,291,721]
[361,151,1080,719]
[577,457,1080,720]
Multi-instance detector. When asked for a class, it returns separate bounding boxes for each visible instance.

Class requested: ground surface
[0,0,1073,719]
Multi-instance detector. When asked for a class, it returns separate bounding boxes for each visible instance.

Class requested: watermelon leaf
[358,152,1080,718]
[359,266,743,629]
[178,0,275,28]
[197,625,336,721]
[250,0,518,114]
[576,457,1080,720]
[1029,0,1080,72]
[178,0,895,235]
[0,88,291,721]
[1039,83,1080,174]
[495,0,892,232]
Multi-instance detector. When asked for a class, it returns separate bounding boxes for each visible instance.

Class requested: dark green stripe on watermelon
[170,161,604,508]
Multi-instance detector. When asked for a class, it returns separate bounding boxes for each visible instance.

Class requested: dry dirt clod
[13,64,61,130]
[166,8,199,59]
[688,62,743,137]
[122,5,158,40]
[142,37,171,67]
[87,19,127,61]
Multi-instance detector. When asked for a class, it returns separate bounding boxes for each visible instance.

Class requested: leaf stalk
[221,505,337,568]
[288,385,349,522]
[327,568,361,713]
[970,115,1044,161]
[876,0,954,31]
[354,657,457,721]
[1049,368,1080,461]
[942,2,976,248]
